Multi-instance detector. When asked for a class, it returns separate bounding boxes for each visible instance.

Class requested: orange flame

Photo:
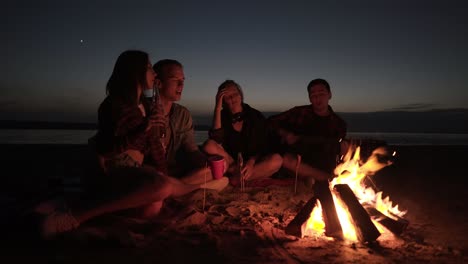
[302,200,325,238]
[303,144,407,241]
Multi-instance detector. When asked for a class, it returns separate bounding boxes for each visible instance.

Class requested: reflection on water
[0,129,467,146]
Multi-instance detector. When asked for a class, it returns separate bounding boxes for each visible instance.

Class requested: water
[0,129,210,145]
[0,129,97,145]
[0,129,468,146]
[346,132,468,146]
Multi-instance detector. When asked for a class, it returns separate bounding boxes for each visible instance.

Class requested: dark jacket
[209,103,268,161]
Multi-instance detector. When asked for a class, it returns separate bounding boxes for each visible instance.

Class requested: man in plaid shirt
[268,78,348,184]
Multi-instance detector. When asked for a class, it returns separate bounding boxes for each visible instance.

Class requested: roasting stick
[238,152,244,192]
[294,154,302,194]
[203,161,207,211]
[240,153,244,192]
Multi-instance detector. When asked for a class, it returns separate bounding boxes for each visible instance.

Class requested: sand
[0,144,467,263]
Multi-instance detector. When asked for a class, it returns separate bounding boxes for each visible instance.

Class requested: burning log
[314,181,343,239]
[363,204,409,235]
[285,196,318,238]
[334,184,381,243]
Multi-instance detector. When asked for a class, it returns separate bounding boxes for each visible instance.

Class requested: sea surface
[1,129,468,146]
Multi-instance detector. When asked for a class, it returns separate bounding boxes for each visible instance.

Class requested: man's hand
[148,103,167,131]
[340,139,350,155]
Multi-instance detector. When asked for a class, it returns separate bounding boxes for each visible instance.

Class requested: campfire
[286,142,409,243]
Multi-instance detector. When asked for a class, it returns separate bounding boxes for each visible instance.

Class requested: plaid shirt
[267,104,347,172]
[95,96,167,174]
[268,105,346,140]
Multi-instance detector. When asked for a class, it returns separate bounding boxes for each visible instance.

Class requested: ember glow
[302,201,326,238]
[303,144,407,241]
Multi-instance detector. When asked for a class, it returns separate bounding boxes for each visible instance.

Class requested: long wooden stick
[294,154,301,194]
[238,152,244,192]
[203,162,207,211]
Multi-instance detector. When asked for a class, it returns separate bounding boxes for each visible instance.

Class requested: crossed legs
[39,165,228,238]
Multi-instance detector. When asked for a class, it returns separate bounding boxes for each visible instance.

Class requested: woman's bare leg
[41,165,229,236]
[71,166,195,224]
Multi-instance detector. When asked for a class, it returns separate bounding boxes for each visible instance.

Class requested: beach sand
[0,144,467,263]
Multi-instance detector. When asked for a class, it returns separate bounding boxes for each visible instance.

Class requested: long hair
[106,50,149,105]
[217,80,244,109]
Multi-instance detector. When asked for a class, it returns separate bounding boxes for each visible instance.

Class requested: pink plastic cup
[208,155,225,180]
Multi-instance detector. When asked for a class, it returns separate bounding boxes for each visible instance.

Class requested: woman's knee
[282,153,297,169]
[148,174,173,199]
[202,139,220,154]
[138,167,173,199]
[268,153,283,170]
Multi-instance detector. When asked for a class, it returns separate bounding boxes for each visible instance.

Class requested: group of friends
[36,50,348,239]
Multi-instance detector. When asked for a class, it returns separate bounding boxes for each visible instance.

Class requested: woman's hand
[241,158,255,180]
[215,88,226,112]
[212,89,226,130]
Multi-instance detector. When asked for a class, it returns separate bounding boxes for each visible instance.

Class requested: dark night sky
[2,0,467,124]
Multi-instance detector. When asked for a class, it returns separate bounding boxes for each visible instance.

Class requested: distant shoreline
[2,125,468,134]
[0,120,212,131]
[2,109,468,134]
[0,120,97,130]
